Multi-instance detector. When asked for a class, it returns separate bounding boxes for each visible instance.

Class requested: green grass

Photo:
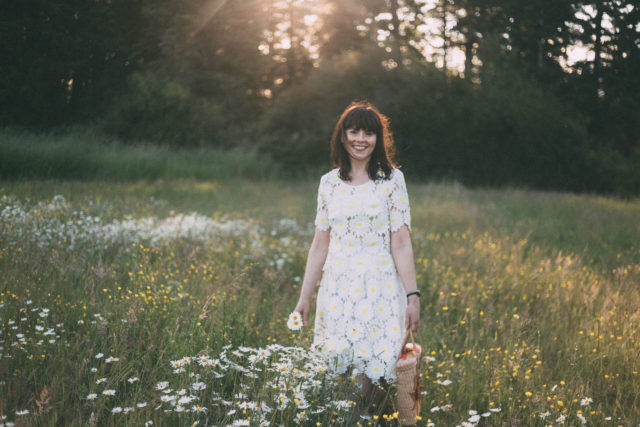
[1,178,639,426]
[0,129,280,181]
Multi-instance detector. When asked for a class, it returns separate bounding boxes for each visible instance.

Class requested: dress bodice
[314,168,411,275]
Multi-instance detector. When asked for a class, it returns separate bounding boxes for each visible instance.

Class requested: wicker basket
[395,329,422,425]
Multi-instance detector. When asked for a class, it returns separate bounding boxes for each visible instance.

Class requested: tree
[0,0,143,126]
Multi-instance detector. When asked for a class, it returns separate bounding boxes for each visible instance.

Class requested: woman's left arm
[391,225,420,331]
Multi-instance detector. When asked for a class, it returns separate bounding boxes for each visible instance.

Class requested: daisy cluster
[83,343,358,426]
[0,299,67,360]
[164,344,354,426]
[0,195,308,272]
[0,195,258,250]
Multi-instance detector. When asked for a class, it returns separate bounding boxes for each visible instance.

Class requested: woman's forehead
[343,109,380,131]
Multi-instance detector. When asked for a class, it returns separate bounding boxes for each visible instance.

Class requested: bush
[102,71,226,147]
[259,46,601,193]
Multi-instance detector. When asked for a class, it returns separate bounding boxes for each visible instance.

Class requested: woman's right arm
[294,227,330,326]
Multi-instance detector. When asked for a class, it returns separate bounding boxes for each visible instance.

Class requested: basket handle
[398,328,418,358]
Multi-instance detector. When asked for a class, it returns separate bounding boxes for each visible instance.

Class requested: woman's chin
[348,152,373,162]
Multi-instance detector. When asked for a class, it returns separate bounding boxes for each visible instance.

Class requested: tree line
[1,0,638,194]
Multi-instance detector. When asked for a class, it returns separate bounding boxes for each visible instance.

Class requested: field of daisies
[1,178,639,426]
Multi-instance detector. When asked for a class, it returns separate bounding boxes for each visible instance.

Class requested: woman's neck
[349,159,370,181]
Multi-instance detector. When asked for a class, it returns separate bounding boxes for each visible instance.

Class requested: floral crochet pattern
[312,168,411,382]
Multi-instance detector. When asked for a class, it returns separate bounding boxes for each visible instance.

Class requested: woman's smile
[344,128,376,160]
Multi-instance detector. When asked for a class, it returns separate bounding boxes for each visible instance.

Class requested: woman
[294,101,420,417]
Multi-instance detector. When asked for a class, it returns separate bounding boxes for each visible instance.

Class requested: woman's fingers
[405,313,416,330]
[406,310,419,331]
[295,301,309,326]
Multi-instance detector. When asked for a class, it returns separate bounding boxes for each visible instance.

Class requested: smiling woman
[294,101,420,422]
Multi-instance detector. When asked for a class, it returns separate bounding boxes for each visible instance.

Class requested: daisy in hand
[287,311,303,330]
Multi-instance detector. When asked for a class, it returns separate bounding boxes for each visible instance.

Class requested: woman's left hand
[405,296,420,331]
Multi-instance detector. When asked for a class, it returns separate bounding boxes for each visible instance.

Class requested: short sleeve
[314,176,330,231]
[389,169,411,232]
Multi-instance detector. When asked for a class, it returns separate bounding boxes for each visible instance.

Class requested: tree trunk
[464,36,473,80]
[593,0,603,99]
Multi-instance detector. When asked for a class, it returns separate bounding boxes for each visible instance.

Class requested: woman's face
[343,127,377,163]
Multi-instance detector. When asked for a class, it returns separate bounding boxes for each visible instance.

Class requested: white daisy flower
[191,382,206,391]
[287,311,303,330]
[580,397,593,406]
[295,398,310,409]
[177,396,194,405]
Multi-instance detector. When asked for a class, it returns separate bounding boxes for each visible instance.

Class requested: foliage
[0,0,638,194]
[102,72,226,146]
[259,46,631,194]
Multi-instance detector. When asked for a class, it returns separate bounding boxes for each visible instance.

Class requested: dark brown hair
[330,100,397,182]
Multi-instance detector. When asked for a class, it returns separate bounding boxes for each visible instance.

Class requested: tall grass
[1,179,639,426]
[0,129,279,181]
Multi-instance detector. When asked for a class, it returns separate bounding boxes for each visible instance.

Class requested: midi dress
[312,167,411,383]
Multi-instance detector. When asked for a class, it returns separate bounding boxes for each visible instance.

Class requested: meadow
[1,178,639,426]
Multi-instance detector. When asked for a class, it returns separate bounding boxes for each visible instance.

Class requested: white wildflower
[287,311,303,330]
[580,397,593,406]
[191,382,206,391]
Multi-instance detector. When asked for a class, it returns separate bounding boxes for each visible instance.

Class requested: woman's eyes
[347,129,374,136]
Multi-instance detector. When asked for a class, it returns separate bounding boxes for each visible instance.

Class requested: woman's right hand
[294,298,310,327]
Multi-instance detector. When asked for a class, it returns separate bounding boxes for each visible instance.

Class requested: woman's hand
[294,298,311,327]
[405,295,420,331]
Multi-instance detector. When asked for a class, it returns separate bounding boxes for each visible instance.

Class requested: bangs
[342,107,382,133]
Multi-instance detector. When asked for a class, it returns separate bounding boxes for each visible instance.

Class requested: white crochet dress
[312,167,411,383]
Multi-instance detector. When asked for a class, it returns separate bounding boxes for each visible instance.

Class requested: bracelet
[406,291,420,299]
